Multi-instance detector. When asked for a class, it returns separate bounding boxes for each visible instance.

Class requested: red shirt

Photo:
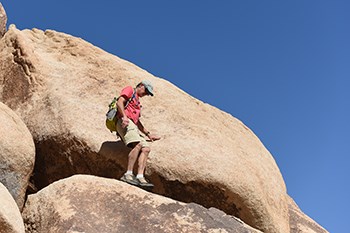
[119,86,141,124]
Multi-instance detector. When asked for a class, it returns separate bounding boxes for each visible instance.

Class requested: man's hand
[122,117,129,128]
[147,133,161,142]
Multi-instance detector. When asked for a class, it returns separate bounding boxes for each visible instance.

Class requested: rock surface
[0,182,25,233]
[288,196,328,233]
[0,25,289,233]
[0,3,6,38]
[22,175,262,233]
[0,25,325,233]
[0,102,35,209]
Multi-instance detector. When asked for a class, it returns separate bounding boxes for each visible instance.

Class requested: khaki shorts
[116,118,149,148]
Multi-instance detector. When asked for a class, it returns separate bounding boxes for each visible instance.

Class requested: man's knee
[141,146,151,154]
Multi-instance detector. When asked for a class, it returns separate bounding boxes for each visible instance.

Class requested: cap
[142,80,154,96]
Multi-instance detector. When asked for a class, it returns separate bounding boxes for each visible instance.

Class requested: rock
[0,26,289,232]
[22,175,262,233]
[0,182,25,233]
[0,102,35,209]
[288,196,329,233]
[0,3,6,38]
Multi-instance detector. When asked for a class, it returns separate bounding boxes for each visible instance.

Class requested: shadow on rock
[29,137,130,192]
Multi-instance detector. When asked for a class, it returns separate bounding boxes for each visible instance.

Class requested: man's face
[138,85,150,97]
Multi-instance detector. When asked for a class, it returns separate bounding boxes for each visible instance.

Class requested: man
[116,80,160,188]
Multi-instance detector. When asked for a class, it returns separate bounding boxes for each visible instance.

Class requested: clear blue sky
[2,1,349,232]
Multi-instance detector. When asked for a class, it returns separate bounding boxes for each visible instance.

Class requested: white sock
[136,174,144,179]
[125,171,133,175]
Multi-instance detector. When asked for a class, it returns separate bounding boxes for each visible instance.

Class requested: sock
[136,174,144,179]
[125,171,133,175]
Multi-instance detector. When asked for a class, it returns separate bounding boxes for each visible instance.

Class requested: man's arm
[137,120,161,141]
[116,96,129,128]
[136,120,149,136]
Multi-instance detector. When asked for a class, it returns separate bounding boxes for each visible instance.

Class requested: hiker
[117,80,160,188]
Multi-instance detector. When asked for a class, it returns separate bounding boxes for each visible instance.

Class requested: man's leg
[137,146,150,175]
[127,142,142,172]
[136,146,153,187]
[120,142,142,185]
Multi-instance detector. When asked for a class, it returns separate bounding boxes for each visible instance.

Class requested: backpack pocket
[106,108,117,121]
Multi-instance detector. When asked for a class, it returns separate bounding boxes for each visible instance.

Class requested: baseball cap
[142,80,154,96]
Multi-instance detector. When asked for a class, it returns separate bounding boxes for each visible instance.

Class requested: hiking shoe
[136,177,154,188]
[120,174,139,186]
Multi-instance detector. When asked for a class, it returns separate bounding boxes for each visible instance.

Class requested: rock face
[0,26,289,232]
[22,175,262,233]
[288,196,328,233]
[0,182,25,233]
[0,102,35,209]
[0,3,6,38]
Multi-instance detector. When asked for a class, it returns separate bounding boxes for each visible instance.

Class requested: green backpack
[105,91,136,132]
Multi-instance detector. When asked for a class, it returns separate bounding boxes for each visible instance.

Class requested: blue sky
[2,1,349,232]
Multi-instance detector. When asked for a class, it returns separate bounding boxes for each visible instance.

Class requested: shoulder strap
[124,89,136,109]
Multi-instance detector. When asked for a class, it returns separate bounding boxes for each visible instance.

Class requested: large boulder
[0,3,6,38]
[0,182,25,233]
[22,175,262,233]
[0,26,289,232]
[0,102,35,209]
[288,196,328,233]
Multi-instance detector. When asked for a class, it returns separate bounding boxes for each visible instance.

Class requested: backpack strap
[115,90,136,137]
[124,89,136,109]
